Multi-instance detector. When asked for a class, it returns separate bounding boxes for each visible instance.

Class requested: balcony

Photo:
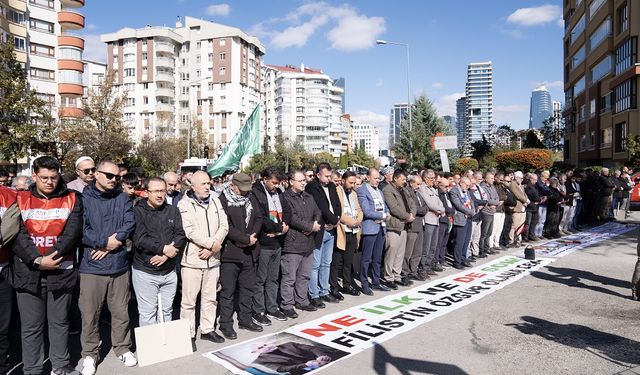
[60,106,84,118]
[155,72,174,83]
[156,56,174,68]
[58,11,84,31]
[58,35,84,49]
[155,103,174,113]
[58,59,84,71]
[155,87,175,97]
[155,42,175,54]
[61,0,84,8]
[58,83,83,96]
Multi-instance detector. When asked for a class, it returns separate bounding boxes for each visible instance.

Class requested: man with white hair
[67,156,95,193]
[11,175,32,191]
[534,170,552,238]
[509,171,529,247]
[598,167,616,220]
[163,171,183,206]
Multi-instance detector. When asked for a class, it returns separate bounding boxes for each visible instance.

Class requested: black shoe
[330,290,345,301]
[220,327,237,340]
[309,298,325,309]
[433,265,445,272]
[477,253,488,258]
[425,269,437,276]
[414,273,427,281]
[529,236,541,241]
[486,249,497,255]
[398,278,412,287]
[463,262,473,267]
[371,283,391,291]
[361,287,374,296]
[201,331,225,343]
[452,263,465,270]
[343,285,361,296]
[191,338,197,352]
[239,321,264,332]
[252,313,272,326]
[322,293,339,303]
[469,256,477,261]
[51,365,79,375]
[296,302,318,311]
[382,281,398,290]
[267,309,288,321]
[282,308,298,319]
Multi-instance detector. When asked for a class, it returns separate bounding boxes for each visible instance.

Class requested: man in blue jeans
[305,163,342,308]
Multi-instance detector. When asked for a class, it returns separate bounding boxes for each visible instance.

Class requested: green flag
[207,104,260,177]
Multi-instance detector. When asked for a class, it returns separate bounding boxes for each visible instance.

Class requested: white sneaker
[80,356,96,375]
[118,351,138,367]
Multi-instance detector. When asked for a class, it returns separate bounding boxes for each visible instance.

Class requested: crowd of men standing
[0,156,635,375]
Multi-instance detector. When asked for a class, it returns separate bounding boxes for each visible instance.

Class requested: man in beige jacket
[178,171,229,351]
[509,171,529,247]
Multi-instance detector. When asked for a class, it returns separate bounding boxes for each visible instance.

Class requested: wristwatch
[33,256,43,269]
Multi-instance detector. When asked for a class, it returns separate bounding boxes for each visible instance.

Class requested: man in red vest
[0,185,19,375]
[12,156,83,375]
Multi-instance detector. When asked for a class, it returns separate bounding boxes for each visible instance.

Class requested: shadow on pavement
[530,266,629,298]
[373,344,468,375]
[508,316,640,366]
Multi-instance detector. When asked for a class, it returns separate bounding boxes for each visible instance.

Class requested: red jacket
[0,186,19,266]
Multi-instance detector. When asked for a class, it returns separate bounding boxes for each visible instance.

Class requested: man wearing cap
[379,166,394,191]
[217,173,264,339]
[67,156,95,193]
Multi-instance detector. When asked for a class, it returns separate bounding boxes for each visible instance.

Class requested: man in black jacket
[217,173,264,339]
[599,168,616,220]
[524,174,543,242]
[131,177,186,327]
[251,167,291,326]
[305,163,342,308]
[12,156,83,375]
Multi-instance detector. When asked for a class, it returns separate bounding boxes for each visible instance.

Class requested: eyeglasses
[147,189,167,194]
[79,167,96,175]
[291,179,306,183]
[98,171,121,181]
[36,175,59,182]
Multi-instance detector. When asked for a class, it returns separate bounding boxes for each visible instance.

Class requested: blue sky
[81,1,564,148]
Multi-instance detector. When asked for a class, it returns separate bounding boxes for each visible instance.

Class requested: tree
[471,134,492,162]
[135,136,186,176]
[496,148,553,172]
[32,104,83,171]
[541,114,564,152]
[0,37,47,168]
[74,70,132,163]
[522,130,545,149]
[394,95,449,169]
[626,135,640,168]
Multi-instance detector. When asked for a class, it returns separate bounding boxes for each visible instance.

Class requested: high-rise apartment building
[1,0,87,119]
[352,122,380,158]
[101,16,265,146]
[529,86,553,129]
[262,64,345,157]
[389,103,408,152]
[563,0,639,167]
[455,97,467,148]
[334,77,346,114]
[465,61,493,147]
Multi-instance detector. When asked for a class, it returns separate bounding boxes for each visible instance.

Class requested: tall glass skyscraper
[456,97,467,148]
[465,61,493,148]
[529,86,553,129]
[389,103,408,151]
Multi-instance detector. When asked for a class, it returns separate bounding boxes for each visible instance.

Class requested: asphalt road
[7,218,640,375]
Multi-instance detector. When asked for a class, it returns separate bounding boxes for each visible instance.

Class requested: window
[578,104,586,122]
[574,75,586,95]
[614,79,636,113]
[196,69,201,78]
[572,45,586,69]
[208,82,214,90]
[571,14,586,45]
[59,70,82,84]
[7,9,25,25]
[219,38,226,46]
[124,68,135,77]
[59,47,82,60]
[296,106,304,113]
[143,96,149,104]
[29,0,54,8]
[615,37,637,75]
[589,17,611,51]
[220,83,226,90]
[589,0,606,19]
[249,59,255,68]
[124,53,135,62]
[142,52,147,60]
[219,67,226,76]
[30,68,54,81]
[196,55,201,63]
[196,41,201,49]
[124,113,134,121]
[615,122,627,152]
[296,87,305,95]
[618,3,628,34]
[296,97,305,104]
[29,43,56,57]
[600,92,613,113]
[600,128,612,148]
[220,96,226,105]
[29,18,54,33]
[123,83,135,91]
[220,53,226,61]
[589,98,596,117]
[13,36,25,51]
[296,116,305,123]
[590,131,596,147]
[590,55,612,83]
[126,98,135,106]
[208,53,213,62]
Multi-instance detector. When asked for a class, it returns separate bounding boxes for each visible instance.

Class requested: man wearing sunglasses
[67,156,96,193]
[78,161,136,375]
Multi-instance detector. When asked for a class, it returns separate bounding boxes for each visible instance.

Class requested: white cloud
[253,2,385,51]
[532,80,563,89]
[431,82,444,89]
[206,3,231,17]
[82,34,107,62]
[434,92,465,117]
[507,4,562,27]
[351,110,389,149]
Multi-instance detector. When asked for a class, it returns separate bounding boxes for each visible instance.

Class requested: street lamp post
[377,39,412,166]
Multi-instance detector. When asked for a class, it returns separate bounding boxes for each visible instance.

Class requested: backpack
[504,187,517,207]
